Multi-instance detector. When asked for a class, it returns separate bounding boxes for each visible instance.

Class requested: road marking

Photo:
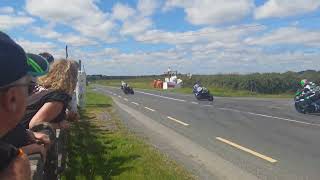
[202,105,212,107]
[191,101,199,104]
[131,102,139,106]
[136,91,186,102]
[216,137,277,163]
[167,116,189,126]
[218,108,241,113]
[124,98,128,101]
[118,96,122,98]
[218,107,320,127]
[144,107,156,112]
[246,111,320,127]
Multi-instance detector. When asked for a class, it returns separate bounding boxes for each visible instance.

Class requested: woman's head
[38,59,78,94]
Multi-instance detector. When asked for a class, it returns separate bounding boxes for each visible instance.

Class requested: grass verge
[95,79,293,98]
[62,89,194,180]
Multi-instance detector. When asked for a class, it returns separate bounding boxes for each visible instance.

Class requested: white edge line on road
[167,116,189,126]
[131,102,139,106]
[218,108,320,127]
[136,91,186,102]
[191,102,199,104]
[246,111,320,127]
[216,137,277,163]
[144,107,156,112]
[124,98,128,101]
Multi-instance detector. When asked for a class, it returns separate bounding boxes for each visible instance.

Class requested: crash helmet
[300,79,308,87]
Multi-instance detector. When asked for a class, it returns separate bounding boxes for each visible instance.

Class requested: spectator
[0,31,32,179]
[2,53,52,159]
[21,59,79,129]
[38,52,54,64]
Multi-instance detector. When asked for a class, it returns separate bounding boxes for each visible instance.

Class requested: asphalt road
[93,85,320,180]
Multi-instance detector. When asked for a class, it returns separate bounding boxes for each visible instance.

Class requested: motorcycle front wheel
[295,103,306,114]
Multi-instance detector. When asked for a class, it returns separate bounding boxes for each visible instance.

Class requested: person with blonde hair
[20,59,79,129]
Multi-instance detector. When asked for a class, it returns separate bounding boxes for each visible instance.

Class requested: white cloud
[32,26,62,39]
[0,6,14,14]
[31,25,98,46]
[16,39,57,54]
[60,34,98,46]
[112,3,136,21]
[120,17,153,35]
[245,27,320,47]
[254,0,320,19]
[0,15,34,30]
[137,0,159,16]
[163,0,254,25]
[135,24,265,45]
[26,0,115,41]
[115,0,160,36]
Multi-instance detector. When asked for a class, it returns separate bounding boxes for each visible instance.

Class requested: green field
[62,89,194,180]
[94,79,293,98]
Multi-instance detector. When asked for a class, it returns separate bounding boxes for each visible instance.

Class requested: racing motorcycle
[294,87,320,114]
[193,85,214,101]
[121,85,134,95]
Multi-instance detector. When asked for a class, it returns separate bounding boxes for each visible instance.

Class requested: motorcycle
[294,87,320,114]
[121,85,134,95]
[193,86,214,101]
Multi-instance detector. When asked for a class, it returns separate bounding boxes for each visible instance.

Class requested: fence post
[76,60,86,109]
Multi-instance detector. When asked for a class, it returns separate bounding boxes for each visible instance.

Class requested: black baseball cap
[27,53,49,77]
[0,31,30,87]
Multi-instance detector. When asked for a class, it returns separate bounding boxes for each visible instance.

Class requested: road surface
[93,85,320,180]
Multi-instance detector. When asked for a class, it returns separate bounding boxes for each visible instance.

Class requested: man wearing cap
[0,31,32,179]
[2,53,52,162]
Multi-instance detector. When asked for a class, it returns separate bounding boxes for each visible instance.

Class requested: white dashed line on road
[131,102,139,106]
[191,101,199,105]
[118,96,122,98]
[167,116,190,126]
[136,91,186,102]
[144,107,156,112]
[124,98,128,101]
[216,137,277,163]
[218,108,241,112]
[202,105,212,107]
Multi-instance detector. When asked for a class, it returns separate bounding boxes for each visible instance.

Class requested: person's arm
[21,144,46,162]
[28,102,64,129]
[26,130,51,149]
[66,110,80,121]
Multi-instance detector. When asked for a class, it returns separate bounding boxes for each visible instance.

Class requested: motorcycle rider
[299,79,320,112]
[121,81,127,89]
[193,81,203,96]
[300,79,316,93]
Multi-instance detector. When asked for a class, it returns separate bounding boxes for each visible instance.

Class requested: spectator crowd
[0,31,80,180]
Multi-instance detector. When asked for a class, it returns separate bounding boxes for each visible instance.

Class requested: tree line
[181,70,320,94]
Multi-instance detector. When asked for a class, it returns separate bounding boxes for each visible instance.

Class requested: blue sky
[0,0,320,75]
